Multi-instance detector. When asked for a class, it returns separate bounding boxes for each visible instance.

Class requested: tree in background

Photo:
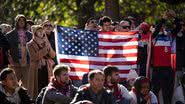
[0,0,184,28]
[104,0,120,21]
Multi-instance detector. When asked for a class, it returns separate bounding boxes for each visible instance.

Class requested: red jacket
[152,34,171,67]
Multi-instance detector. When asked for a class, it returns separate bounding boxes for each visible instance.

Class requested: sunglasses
[90,20,97,24]
[122,26,130,29]
[44,24,52,27]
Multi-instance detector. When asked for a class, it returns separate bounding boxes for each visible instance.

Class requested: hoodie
[6,15,32,65]
[0,82,32,104]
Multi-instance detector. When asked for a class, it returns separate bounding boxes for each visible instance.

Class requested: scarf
[48,77,70,97]
[32,33,54,78]
[104,82,121,103]
[33,33,48,49]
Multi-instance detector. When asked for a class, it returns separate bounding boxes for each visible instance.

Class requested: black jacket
[0,33,9,68]
[70,86,116,104]
[6,29,32,64]
[0,87,32,104]
[176,31,185,70]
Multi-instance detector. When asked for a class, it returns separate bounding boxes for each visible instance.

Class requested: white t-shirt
[118,84,132,100]
[172,85,185,104]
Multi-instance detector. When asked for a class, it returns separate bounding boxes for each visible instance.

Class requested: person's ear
[107,76,111,82]
[55,75,60,81]
[1,80,6,85]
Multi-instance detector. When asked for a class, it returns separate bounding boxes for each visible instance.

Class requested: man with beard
[103,65,132,104]
[71,70,116,104]
[42,64,77,104]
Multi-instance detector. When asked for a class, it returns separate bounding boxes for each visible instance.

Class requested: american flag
[55,26,138,80]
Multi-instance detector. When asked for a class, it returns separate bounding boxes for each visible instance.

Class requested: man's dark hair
[134,76,151,92]
[103,65,119,77]
[111,21,119,26]
[99,16,112,26]
[86,17,96,25]
[27,20,35,26]
[88,70,104,81]
[53,64,70,77]
[0,68,15,81]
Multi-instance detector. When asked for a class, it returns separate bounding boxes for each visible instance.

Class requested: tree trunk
[104,0,120,21]
[76,0,97,29]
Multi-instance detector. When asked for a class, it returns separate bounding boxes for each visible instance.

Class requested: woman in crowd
[27,25,55,99]
[0,68,32,104]
[129,76,157,104]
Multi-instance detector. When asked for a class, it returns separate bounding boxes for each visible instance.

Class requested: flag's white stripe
[99,49,137,54]
[54,26,61,64]
[69,72,87,77]
[61,62,137,70]
[55,27,139,79]
[88,64,137,70]
[69,71,129,78]
[154,40,171,46]
[58,54,137,62]
[119,74,129,78]
[99,41,138,46]
[98,34,138,39]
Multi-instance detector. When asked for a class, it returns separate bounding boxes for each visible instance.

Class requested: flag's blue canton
[57,26,99,56]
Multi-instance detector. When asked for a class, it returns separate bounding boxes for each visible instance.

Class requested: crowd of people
[0,9,185,104]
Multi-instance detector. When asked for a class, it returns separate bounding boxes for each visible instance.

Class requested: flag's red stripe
[69,67,90,72]
[120,78,127,81]
[99,38,138,42]
[119,70,130,73]
[60,59,137,65]
[69,76,83,80]
[99,45,138,50]
[99,31,138,35]
[57,27,139,80]
[99,53,137,58]
[66,65,134,73]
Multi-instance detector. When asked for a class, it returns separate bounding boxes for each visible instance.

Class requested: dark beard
[111,79,118,84]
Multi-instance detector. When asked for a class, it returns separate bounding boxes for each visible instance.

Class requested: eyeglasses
[44,24,52,27]
[122,26,130,29]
